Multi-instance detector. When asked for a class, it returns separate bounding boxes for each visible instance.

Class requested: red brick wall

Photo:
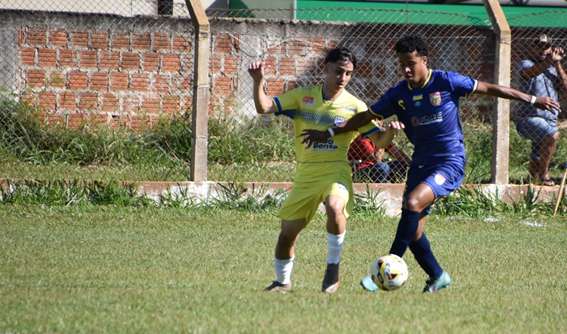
[208,21,496,117]
[17,25,193,131]
[12,14,496,131]
[210,33,340,115]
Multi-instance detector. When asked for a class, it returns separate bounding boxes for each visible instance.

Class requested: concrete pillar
[483,0,511,185]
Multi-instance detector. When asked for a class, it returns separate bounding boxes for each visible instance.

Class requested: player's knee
[326,203,345,221]
[326,196,345,218]
[404,197,422,212]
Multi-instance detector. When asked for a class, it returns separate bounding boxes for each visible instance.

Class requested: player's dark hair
[394,35,429,57]
[325,48,357,70]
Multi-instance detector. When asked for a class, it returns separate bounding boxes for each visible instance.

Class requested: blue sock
[409,233,443,279]
[389,209,421,257]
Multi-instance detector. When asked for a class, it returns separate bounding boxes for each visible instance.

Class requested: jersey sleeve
[369,88,397,119]
[359,119,381,138]
[353,98,381,137]
[446,71,478,97]
[273,88,300,117]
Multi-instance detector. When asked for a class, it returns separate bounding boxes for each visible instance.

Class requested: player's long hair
[325,48,357,70]
[395,35,429,57]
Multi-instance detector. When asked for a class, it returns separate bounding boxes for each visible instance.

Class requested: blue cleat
[360,275,378,292]
[423,271,451,293]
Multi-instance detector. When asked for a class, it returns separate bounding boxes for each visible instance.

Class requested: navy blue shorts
[404,156,466,214]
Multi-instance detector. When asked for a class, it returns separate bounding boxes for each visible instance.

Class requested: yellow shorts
[277,176,353,224]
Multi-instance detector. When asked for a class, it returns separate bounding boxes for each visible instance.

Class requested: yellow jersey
[273,84,380,182]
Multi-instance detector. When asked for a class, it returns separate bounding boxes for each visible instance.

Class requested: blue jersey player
[301,35,561,293]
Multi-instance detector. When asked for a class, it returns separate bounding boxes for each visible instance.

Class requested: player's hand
[248,61,265,82]
[300,129,330,149]
[384,120,405,134]
[534,96,562,112]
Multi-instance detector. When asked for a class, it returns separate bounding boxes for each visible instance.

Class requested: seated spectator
[348,135,411,183]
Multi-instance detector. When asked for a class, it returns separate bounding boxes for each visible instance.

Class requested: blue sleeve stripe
[360,126,381,138]
[275,109,297,119]
[273,97,282,112]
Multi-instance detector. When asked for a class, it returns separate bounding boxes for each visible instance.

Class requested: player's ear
[323,63,329,75]
[422,56,428,66]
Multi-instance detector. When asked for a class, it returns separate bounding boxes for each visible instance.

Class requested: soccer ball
[371,254,408,291]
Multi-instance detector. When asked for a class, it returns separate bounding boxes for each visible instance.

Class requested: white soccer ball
[371,254,408,291]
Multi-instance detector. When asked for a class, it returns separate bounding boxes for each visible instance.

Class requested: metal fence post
[185,0,210,181]
[483,0,511,185]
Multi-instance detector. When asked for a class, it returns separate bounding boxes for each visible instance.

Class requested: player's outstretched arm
[367,121,405,149]
[476,81,562,112]
[300,111,375,148]
[248,61,277,114]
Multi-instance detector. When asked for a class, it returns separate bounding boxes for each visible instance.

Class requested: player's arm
[366,120,405,149]
[475,81,561,112]
[300,111,376,148]
[248,61,277,114]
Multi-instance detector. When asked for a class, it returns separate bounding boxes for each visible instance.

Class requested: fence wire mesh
[1,4,565,185]
[207,8,497,183]
[0,1,195,181]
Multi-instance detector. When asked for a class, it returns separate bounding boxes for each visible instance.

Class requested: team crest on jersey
[302,96,314,105]
[434,173,446,185]
[430,92,442,106]
[334,116,345,126]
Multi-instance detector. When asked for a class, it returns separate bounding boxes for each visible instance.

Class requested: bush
[208,114,295,165]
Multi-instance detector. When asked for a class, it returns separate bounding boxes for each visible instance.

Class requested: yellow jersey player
[248,48,404,293]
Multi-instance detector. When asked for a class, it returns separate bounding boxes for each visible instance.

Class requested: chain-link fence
[207,8,497,183]
[1,4,565,185]
[0,1,196,181]
[0,8,194,129]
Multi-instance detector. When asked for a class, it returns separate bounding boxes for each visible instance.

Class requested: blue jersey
[369,70,478,165]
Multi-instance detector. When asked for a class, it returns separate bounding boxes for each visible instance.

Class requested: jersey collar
[407,69,432,90]
[321,84,343,102]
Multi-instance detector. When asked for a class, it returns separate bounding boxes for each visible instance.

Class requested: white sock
[327,231,346,264]
[274,255,295,285]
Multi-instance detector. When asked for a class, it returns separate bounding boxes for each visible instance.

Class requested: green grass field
[1,204,566,333]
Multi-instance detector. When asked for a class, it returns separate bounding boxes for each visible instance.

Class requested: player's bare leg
[265,219,306,292]
[322,195,346,293]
